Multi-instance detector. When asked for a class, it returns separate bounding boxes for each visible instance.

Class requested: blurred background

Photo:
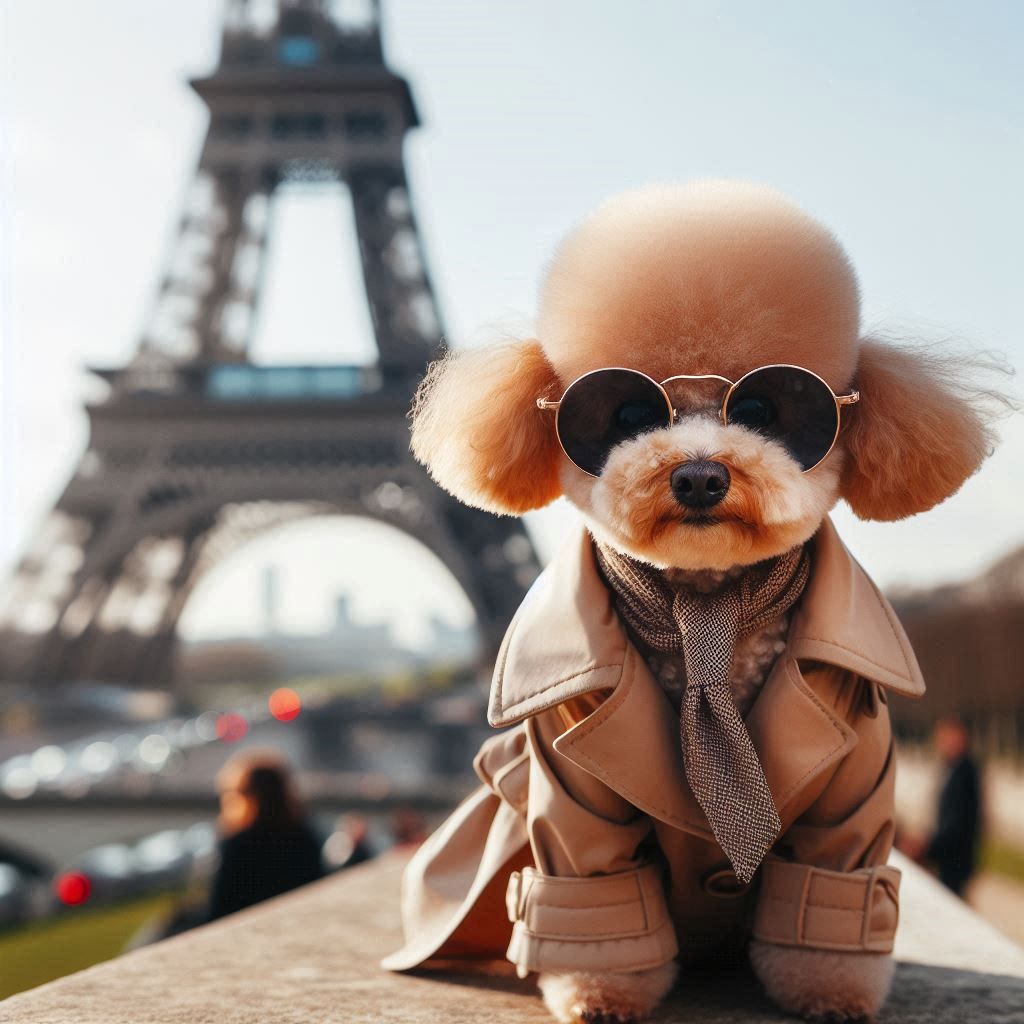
[0,0,1021,999]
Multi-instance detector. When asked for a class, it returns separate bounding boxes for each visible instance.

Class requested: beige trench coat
[383,518,924,976]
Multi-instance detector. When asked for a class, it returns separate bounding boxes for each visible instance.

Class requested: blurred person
[925,717,982,896]
[322,813,374,871]
[209,749,324,920]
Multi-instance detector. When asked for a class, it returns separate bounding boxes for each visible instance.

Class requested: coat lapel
[554,637,857,840]
[488,517,922,841]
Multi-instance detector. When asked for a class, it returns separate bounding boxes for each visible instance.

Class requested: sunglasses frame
[536,363,860,477]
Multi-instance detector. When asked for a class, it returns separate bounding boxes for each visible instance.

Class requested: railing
[2,852,1022,1022]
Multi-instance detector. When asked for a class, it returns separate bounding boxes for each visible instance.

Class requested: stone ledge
[1,853,1021,1023]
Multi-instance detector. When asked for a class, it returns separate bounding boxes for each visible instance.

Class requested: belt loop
[860,866,879,949]
[505,870,524,924]
[796,865,814,946]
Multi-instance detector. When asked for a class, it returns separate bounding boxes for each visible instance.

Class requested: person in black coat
[209,749,324,920]
[925,718,982,896]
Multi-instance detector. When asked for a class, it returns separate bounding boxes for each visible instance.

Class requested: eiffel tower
[0,0,541,686]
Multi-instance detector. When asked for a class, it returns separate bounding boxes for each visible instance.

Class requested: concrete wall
[2,853,1022,1023]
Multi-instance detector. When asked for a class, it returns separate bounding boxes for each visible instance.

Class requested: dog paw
[749,940,893,1023]
[538,962,678,1023]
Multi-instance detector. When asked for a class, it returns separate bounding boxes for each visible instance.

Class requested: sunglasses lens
[558,369,671,475]
[725,366,839,470]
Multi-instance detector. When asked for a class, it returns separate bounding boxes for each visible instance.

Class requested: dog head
[412,181,997,570]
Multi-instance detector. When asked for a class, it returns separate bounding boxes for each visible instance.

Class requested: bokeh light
[137,734,171,771]
[29,745,66,782]
[1,763,37,800]
[216,712,249,743]
[55,872,91,906]
[195,712,219,742]
[268,688,302,722]
[80,741,117,775]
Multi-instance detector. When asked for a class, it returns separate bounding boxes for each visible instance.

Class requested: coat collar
[488,517,925,840]
[489,516,923,729]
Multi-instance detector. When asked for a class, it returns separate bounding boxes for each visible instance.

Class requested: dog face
[412,181,997,570]
[565,412,844,571]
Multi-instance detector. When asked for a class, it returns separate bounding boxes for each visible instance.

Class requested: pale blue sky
[1,2,1021,643]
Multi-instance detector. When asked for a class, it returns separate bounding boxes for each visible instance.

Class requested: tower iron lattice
[0,0,541,685]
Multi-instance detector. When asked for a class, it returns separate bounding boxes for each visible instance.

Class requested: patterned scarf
[594,540,811,883]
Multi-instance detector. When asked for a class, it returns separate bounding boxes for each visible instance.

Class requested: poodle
[400,180,1002,1023]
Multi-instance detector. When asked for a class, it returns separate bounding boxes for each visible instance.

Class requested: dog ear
[839,339,1000,521]
[410,340,564,514]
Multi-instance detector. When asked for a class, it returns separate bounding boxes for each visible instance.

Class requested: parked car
[0,841,54,929]
[53,824,219,913]
[60,843,139,905]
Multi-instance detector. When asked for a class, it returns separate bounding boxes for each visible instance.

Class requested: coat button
[701,867,751,898]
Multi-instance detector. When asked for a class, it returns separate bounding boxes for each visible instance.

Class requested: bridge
[0,686,486,862]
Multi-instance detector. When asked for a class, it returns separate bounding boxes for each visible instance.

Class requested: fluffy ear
[410,340,564,515]
[840,339,1004,521]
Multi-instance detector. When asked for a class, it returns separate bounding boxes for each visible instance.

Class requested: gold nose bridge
[660,373,733,423]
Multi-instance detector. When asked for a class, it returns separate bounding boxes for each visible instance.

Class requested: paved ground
[2,853,1022,1024]
[971,873,1024,947]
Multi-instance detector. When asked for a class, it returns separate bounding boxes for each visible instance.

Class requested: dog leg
[537,962,677,1024]
[749,941,894,1023]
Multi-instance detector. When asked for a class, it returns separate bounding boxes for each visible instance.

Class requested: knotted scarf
[594,540,811,883]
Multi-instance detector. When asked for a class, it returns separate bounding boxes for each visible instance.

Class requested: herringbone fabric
[595,541,811,882]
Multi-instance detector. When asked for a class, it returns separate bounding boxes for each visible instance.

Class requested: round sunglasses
[536,364,860,477]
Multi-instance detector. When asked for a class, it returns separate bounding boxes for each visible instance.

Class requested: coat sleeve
[752,673,901,954]
[503,705,679,976]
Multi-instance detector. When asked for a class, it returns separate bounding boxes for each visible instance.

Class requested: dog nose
[670,460,731,508]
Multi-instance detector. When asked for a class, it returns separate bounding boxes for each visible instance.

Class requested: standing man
[926,717,982,896]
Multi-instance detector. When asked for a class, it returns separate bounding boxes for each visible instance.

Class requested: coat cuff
[504,864,678,977]
[753,860,900,954]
